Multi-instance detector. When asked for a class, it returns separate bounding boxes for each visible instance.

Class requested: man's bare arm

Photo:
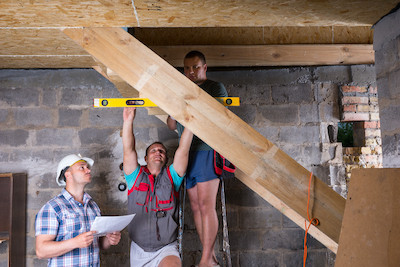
[123,107,139,175]
[36,231,96,259]
[172,127,193,177]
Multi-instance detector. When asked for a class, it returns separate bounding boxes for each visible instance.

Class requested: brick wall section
[0,65,377,267]
[340,85,383,181]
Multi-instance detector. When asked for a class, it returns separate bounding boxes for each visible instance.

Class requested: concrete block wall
[373,6,400,167]
[0,64,375,266]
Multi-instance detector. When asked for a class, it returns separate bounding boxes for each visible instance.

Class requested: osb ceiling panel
[0,0,398,28]
[0,0,398,69]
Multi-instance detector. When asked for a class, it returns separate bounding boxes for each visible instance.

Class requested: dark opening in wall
[338,122,354,147]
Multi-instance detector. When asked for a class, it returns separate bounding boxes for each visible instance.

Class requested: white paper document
[90,214,135,237]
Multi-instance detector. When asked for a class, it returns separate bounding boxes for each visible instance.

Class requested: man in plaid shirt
[35,154,121,266]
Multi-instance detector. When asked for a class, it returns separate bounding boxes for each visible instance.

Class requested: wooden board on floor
[335,168,400,267]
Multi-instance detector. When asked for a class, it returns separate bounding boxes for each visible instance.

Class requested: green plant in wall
[338,122,354,147]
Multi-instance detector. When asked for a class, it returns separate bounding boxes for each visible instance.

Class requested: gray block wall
[0,64,376,266]
[373,6,400,167]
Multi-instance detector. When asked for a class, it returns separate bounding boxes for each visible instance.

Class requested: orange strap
[303,172,320,267]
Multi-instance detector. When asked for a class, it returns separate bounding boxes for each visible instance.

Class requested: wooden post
[63,27,345,252]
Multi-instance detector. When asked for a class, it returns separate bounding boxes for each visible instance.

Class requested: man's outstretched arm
[172,127,193,177]
[122,107,139,175]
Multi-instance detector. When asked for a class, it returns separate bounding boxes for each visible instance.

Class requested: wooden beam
[0,43,374,69]
[63,27,345,252]
[134,26,374,45]
[151,44,375,67]
[0,44,375,69]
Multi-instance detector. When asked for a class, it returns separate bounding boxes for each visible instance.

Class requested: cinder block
[0,109,8,123]
[88,108,122,127]
[380,105,400,132]
[227,183,270,208]
[42,87,58,107]
[374,41,399,77]
[78,128,116,145]
[284,250,328,267]
[245,84,272,105]
[299,103,319,124]
[0,87,40,107]
[15,108,53,127]
[27,190,57,210]
[59,108,83,127]
[230,230,263,251]
[272,83,313,104]
[350,65,377,84]
[314,65,351,83]
[36,128,75,146]
[263,228,304,250]
[239,252,281,267]
[238,207,282,229]
[259,105,299,124]
[0,129,29,146]
[280,126,320,144]
[0,151,9,162]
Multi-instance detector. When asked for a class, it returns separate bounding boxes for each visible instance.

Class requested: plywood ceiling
[0,0,398,69]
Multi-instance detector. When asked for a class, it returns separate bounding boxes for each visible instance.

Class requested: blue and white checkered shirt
[35,189,101,267]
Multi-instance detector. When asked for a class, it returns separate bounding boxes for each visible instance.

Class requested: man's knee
[158,255,181,267]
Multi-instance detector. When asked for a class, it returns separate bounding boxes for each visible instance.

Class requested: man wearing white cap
[35,154,121,266]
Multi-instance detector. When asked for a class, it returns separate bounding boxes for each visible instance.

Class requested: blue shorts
[186,150,220,189]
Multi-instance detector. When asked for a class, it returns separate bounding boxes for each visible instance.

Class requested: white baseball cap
[56,154,94,186]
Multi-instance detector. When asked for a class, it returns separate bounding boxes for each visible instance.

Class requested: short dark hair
[145,142,167,156]
[184,50,206,64]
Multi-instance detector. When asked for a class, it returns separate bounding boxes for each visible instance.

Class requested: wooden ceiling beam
[0,44,374,69]
[151,44,374,67]
[63,27,346,252]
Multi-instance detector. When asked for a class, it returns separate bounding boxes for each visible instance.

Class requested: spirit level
[93,97,240,107]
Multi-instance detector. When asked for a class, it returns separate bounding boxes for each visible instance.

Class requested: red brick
[341,96,369,105]
[343,105,357,112]
[342,112,369,121]
[341,85,368,93]
[363,121,379,128]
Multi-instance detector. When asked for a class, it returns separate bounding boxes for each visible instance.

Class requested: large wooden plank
[1,0,397,28]
[0,43,374,69]
[63,27,346,252]
[134,26,373,45]
[151,44,374,67]
[335,169,400,267]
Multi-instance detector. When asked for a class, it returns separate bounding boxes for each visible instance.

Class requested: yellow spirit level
[93,97,240,107]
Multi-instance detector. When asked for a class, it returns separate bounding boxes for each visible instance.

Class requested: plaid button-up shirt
[35,189,101,266]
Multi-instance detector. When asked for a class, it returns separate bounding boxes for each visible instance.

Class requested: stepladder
[178,178,232,267]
